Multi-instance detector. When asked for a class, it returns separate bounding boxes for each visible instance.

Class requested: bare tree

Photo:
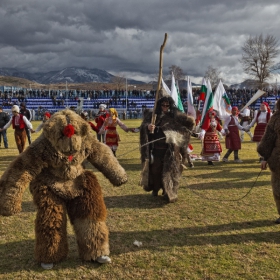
[204,66,221,89]
[111,74,126,91]
[168,65,186,89]
[240,34,279,89]
[168,65,185,81]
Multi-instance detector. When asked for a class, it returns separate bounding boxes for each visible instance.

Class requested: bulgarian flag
[199,77,207,101]
[170,72,184,112]
[200,79,214,129]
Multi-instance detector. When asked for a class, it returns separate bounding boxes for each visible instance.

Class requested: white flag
[170,72,178,106]
[213,80,232,121]
[239,89,265,112]
[187,76,196,119]
[161,78,171,95]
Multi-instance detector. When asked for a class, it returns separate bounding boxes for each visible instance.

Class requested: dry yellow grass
[0,120,280,280]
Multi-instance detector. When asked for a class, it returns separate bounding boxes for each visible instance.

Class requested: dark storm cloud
[0,0,280,84]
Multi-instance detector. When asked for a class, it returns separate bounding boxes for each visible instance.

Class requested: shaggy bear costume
[258,100,280,223]
[0,109,127,268]
[139,96,195,202]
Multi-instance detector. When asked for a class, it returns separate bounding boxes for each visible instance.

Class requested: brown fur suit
[257,101,280,220]
[139,109,195,202]
[0,109,127,264]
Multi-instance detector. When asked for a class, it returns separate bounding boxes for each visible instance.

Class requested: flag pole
[150,33,168,133]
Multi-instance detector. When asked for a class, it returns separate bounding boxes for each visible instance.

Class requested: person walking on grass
[95,104,110,142]
[0,105,34,153]
[247,102,272,162]
[32,112,51,133]
[239,105,253,142]
[199,110,225,166]
[0,106,10,149]
[20,102,32,145]
[222,107,247,163]
[99,108,134,156]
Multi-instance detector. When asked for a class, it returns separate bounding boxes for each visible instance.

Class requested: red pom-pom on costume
[63,124,75,138]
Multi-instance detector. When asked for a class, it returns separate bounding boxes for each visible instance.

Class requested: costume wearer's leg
[149,155,164,195]
[271,172,280,221]
[0,131,2,146]
[186,153,194,168]
[223,149,233,160]
[162,147,182,202]
[32,184,68,263]
[246,130,253,140]
[25,127,32,144]
[240,130,245,142]
[14,129,26,153]
[2,130,8,148]
[101,134,105,143]
[67,171,109,261]
[96,133,102,142]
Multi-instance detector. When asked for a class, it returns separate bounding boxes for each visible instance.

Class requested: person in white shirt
[32,112,51,133]
[247,102,272,161]
[239,106,253,141]
[0,105,34,153]
[222,107,246,163]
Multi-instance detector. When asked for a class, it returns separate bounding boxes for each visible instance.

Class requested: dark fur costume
[139,98,195,202]
[257,102,280,217]
[0,109,127,264]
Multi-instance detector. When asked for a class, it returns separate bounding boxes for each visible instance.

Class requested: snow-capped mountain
[0,67,145,85]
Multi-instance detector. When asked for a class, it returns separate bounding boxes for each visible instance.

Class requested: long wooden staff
[150,33,168,133]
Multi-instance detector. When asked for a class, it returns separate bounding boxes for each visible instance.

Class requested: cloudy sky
[1,0,280,85]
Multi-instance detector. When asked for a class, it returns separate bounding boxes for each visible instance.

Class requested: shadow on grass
[21,200,36,212]
[110,218,280,255]
[0,219,278,273]
[105,193,168,209]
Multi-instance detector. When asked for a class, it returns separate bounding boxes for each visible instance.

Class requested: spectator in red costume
[199,110,225,165]
[95,104,110,142]
[247,102,272,162]
[222,107,246,163]
[0,105,34,153]
[80,111,98,133]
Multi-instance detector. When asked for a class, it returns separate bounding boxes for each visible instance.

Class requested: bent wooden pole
[150,33,168,133]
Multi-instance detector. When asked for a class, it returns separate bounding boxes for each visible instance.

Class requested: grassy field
[0,119,279,280]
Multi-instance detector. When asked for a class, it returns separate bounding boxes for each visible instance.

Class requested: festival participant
[195,110,202,133]
[258,99,280,223]
[95,104,110,142]
[99,108,133,156]
[80,111,99,133]
[199,110,225,165]
[32,112,51,133]
[0,105,34,153]
[139,96,195,202]
[0,106,10,148]
[222,107,246,163]
[247,102,272,161]
[239,106,253,141]
[20,102,32,144]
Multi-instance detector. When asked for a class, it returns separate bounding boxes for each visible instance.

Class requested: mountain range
[0,66,279,89]
[0,67,145,85]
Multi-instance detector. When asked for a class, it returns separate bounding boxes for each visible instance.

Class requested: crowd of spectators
[1,87,280,120]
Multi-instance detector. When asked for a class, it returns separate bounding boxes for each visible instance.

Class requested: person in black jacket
[20,102,32,144]
[0,106,10,148]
